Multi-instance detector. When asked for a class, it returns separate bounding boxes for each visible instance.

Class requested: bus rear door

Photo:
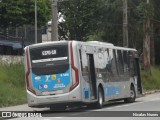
[87,54,97,100]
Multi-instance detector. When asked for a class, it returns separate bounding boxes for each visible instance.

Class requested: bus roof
[26,40,137,52]
[26,40,68,48]
[82,41,136,52]
[87,41,114,46]
[113,46,137,51]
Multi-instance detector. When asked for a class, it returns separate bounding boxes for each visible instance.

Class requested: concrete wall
[0,55,23,64]
[42,25,51,42]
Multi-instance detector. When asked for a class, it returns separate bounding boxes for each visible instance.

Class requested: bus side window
[97,49,105,79]
[107,48,112,73]
[81,51,89,82]
[100,48,108,82]
[117,50,124,75]
[129,52,136,76]
[93,51,99,79]
[103,48,110,82]
[123,51,129,72]
[109,49,119,81]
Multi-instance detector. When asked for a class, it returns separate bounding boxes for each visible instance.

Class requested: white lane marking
[43,118,51,120]
[53,117,64,119]
[94,102,143,111]
[150,98,160,101]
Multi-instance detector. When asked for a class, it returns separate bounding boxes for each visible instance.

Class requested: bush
[0,63,26,107]
[141,67,160,90]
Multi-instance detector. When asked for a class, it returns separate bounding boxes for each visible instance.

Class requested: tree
[136,0,153,71]
[58,0,105,41]
[0,0,51,28]
[99,0,123,46]
[152,0,160,65]
[23,0,51,27]
[47,0,159,68]
[0,0,25,28]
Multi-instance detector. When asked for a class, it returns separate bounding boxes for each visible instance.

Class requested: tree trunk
[143,19,151,72]
[150,22,155,65]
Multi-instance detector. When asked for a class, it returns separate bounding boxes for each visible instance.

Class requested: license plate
[42,90,63,95]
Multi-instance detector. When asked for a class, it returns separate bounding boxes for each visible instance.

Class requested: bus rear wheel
[95,88,104,109]
[124,85,136,103]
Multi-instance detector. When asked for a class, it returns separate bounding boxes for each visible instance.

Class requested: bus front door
[87,54,97,100]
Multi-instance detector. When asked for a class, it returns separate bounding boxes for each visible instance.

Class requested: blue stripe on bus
[105,86,121,96]
[83,88,90,99]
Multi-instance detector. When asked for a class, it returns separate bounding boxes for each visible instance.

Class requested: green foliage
[23,0,51,26]
[58,0,105,41]
[57,0,158,57]
[99,0,123,45]
[57,0,144,48]
[141,67,160,90]
[0,0,51,28]
[136,1,154,21]
[0,63,26,107]
[155,38,160,65]
[0,0,24,27]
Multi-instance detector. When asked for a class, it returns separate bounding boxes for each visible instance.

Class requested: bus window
[123,51,129,72]
[107,48,112,73]
[129,51,136,76]
[81,51,89,82]
[97,49,106,80]
[30,44,69,75]
[93,50,99,79]
[102,49,109,82]
[117,50,124,75]
[111,49,119,81]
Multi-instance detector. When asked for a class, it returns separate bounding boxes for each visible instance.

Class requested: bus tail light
[70,42,79,91]
[25,47,36,94]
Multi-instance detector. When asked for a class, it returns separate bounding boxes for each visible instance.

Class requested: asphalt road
[0,92,160,120]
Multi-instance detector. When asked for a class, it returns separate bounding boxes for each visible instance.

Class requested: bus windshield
[29,44,69,75]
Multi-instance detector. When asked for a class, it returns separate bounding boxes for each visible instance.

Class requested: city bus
[24,40,142,110]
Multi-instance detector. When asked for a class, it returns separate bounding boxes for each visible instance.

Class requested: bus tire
[95,88,104,109]
[124,85,136,103]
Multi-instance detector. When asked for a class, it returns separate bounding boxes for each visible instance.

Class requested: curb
[142,90,160,95]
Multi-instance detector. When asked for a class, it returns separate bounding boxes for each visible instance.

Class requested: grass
[0,63,27,107]
[141,66,160,90]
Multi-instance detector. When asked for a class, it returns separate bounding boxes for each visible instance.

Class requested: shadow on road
[36,100,141,117]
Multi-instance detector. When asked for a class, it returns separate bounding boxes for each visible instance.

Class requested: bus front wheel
[95,88,104,109]
[124,85,136,103]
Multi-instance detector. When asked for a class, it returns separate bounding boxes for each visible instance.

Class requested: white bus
[24,40,142,109]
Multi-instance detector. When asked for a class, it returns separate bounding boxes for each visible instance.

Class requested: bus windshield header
[30,44,68,64]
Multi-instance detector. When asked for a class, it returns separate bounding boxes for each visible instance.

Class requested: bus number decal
[42,50,56,56]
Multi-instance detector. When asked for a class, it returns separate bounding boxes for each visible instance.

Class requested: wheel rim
[130,89,135,99]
